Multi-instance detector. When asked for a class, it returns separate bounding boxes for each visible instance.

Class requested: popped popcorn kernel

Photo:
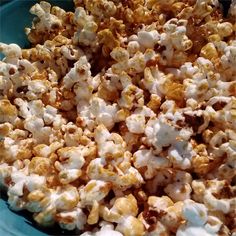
[0,99,18,123]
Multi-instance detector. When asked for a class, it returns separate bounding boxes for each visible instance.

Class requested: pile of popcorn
[0,0,236,235]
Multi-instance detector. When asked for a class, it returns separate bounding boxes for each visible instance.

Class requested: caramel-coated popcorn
[0,0,236,235]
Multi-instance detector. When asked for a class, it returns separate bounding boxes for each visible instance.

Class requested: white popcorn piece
[0,163,14,187]
[182,200,208,226]
[55,146,87,183]
[90,97,118,129]
[160,18,192,62]
[8,194,26,211]
[24,116,52,144]
[56,208,87,230]
[137,30,160,49]
[27,80,50,99]
[62,122,83,146]
[63,56,91,89]
[127,41,140,57]
[145,120,178,152]
[60,45,84,60]
[145,115,192,154]
[73,7,98,46]
[229,0,236,16]
[221,44,236,71]
[142,67,167,96]
[43,105,58,125]
[29,1,62,32]
[94,125,125,158]
[133,149,170,179]
[176,200,222,236]
[168,140,196,170]
[164,182,192,202]
[203,191,231,214]
[115,215,145,236]
[26,186,80,225]
[126,114,146,134]
[8,170,45,197]
[81,223,122,236]
[0,136,34,162]
[0,43,22,64]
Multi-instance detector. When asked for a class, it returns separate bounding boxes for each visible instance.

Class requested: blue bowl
[0,1,77,235]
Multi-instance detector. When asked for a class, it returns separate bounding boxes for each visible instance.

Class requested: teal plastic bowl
[0,1,77,235]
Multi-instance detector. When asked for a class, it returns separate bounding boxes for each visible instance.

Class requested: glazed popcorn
[0,0,236,235]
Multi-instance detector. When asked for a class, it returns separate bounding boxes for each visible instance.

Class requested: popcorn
[217,22,233,38]
[142,195,184,233]
[0,136,34,162]
[176,200,223,236]
[0,0,235,234]
[229,0,236,17]
[26,1,63,44]
[0,163,14,187]
[87,156,144,190]
[126,114,146,134]
[168,140,196,169]
[133,149,170,179]
[62,122,83,146]
[100,194,145,235]
[90,97,118,129]
[164,182,192,202]
[160,18,192,64]
[192,179,235,215]
[0,99,18,123]
[145,115,192,154]
[56,207,87,230]
[73,7,97,46]
[29,186,80,226]
[0,43,22,64]
[85,0,117,19]
[24,116,52,144]
[62,56,91,90]
[200,43,218,60]
[115,215,145,236]
[221,44,236,71]
[94,125,125,158]
[192,0,214,21]
[30,1,62,31]
[87,200,99,225]
[81,223,122,236]
[55,146,88,184]
[137,30,160,49]
[79,180,111,206]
